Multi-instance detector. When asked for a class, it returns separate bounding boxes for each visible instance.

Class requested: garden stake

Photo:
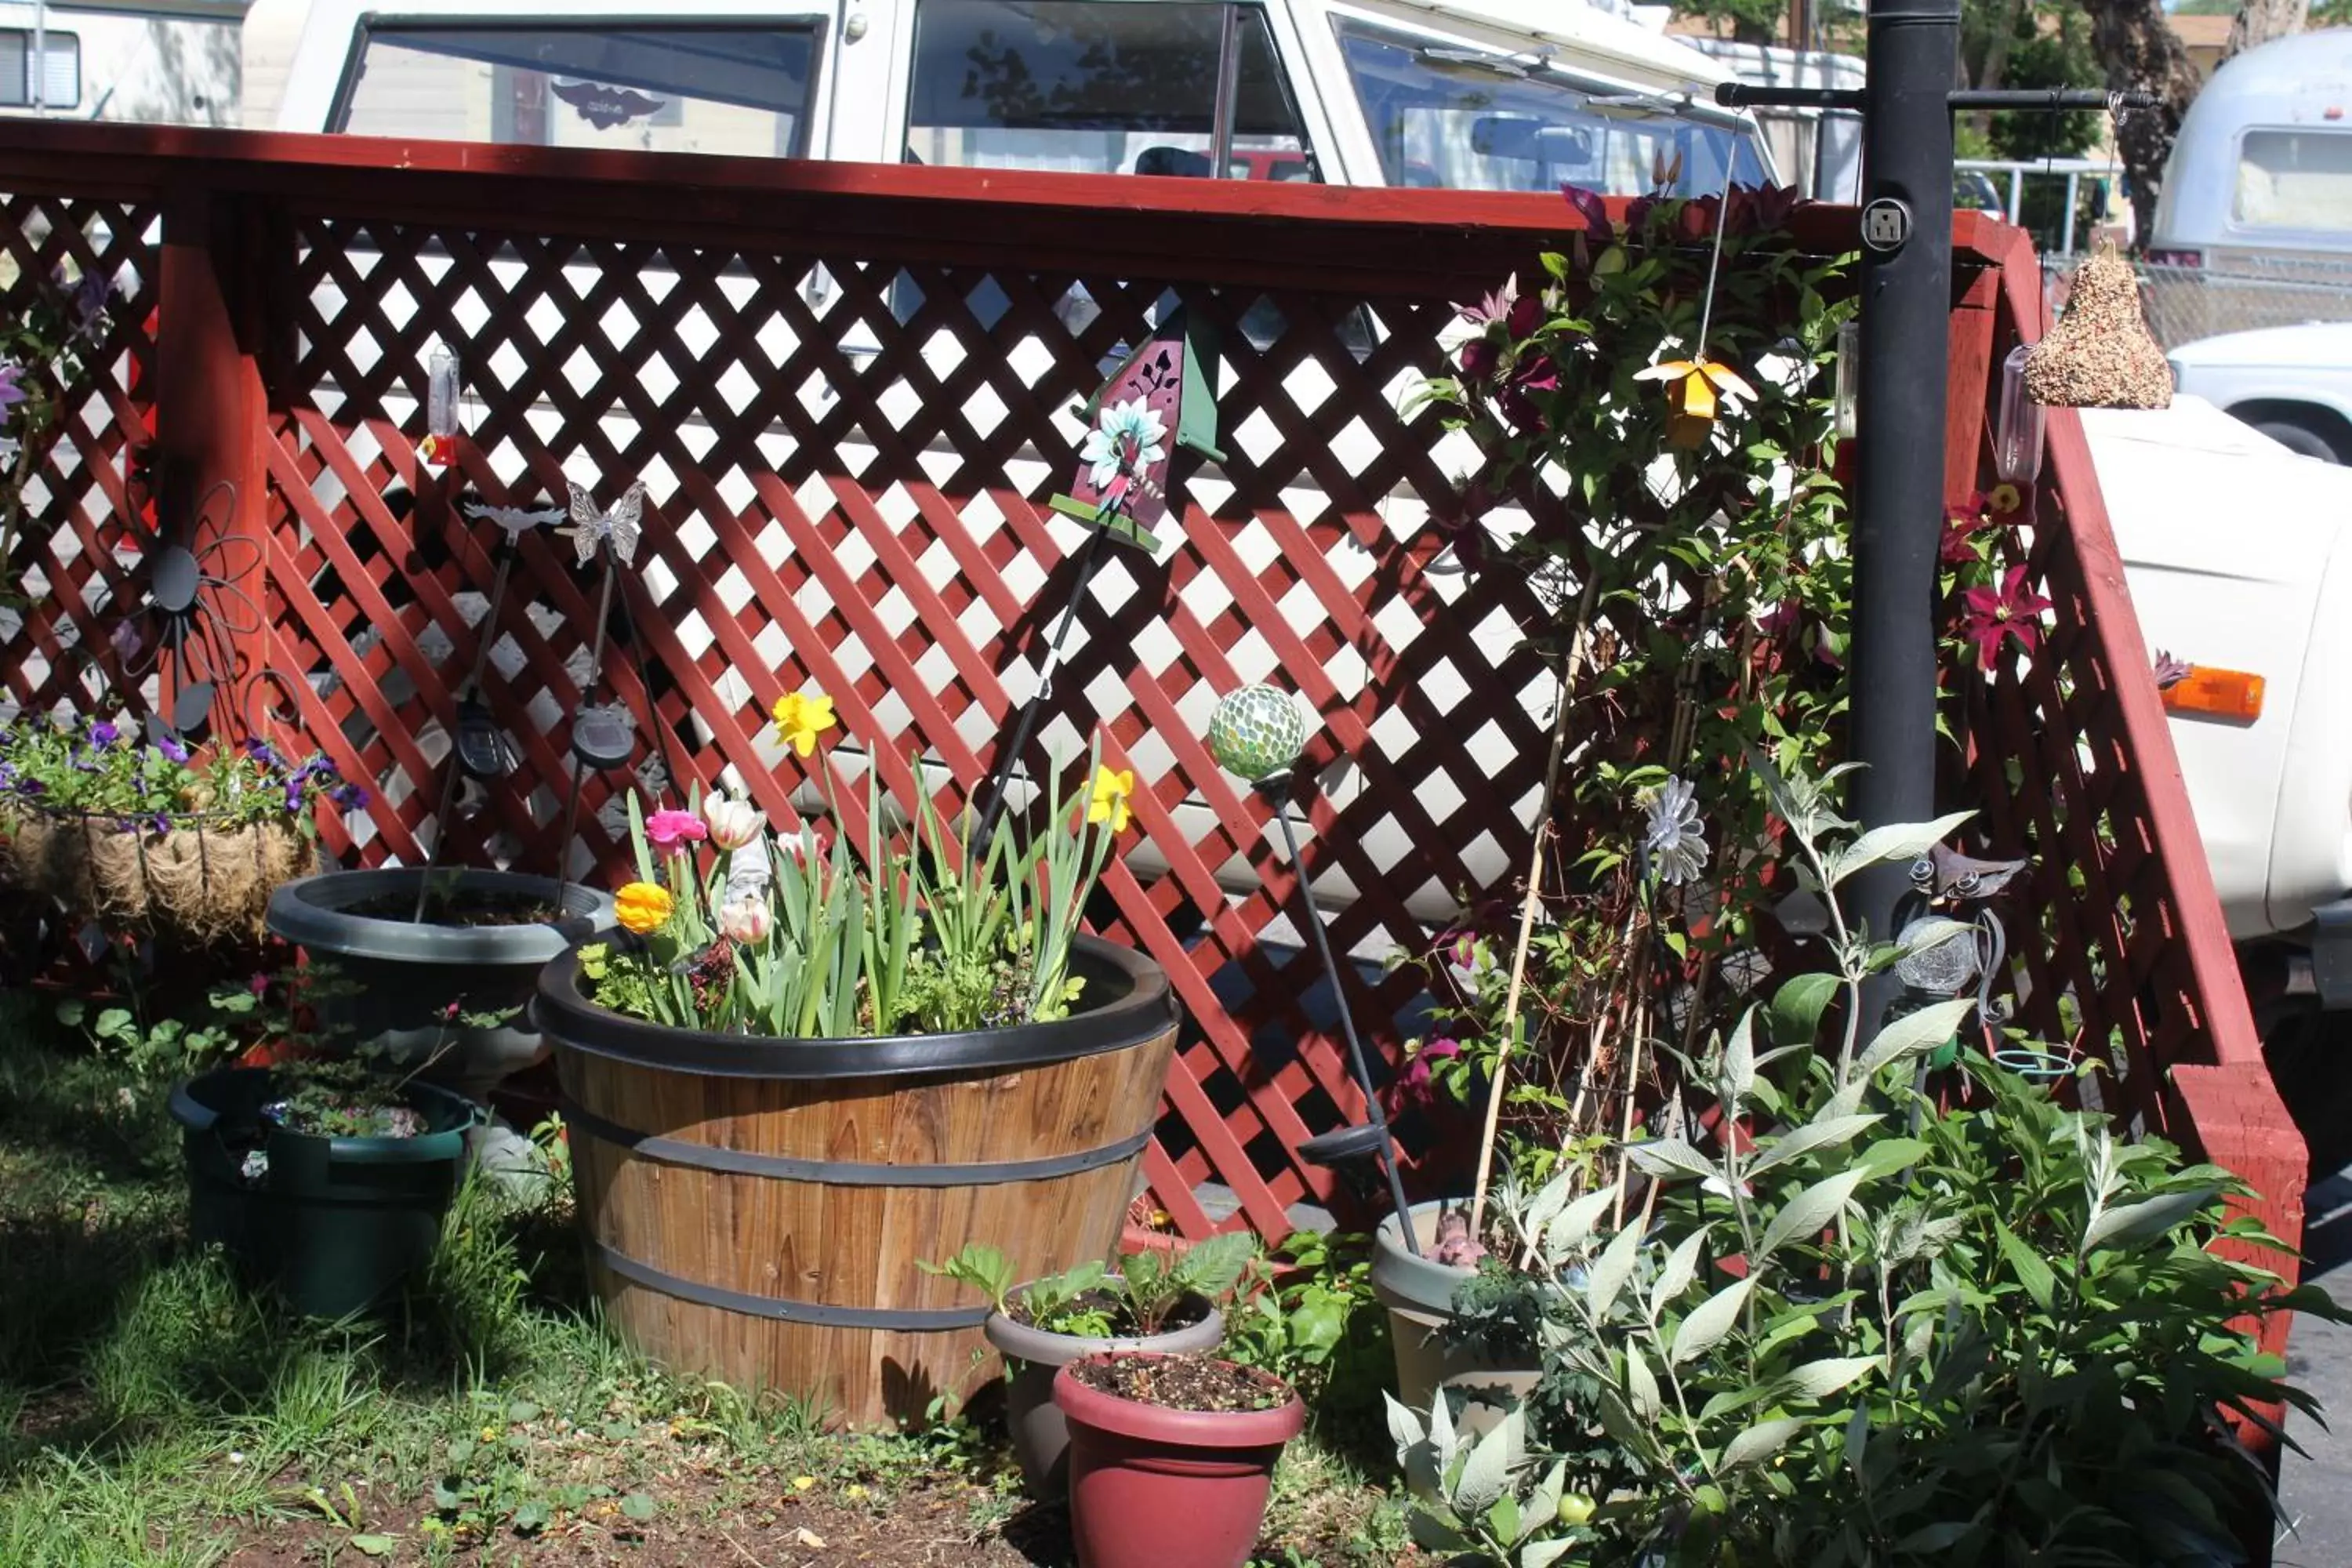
[971,524,1110,851]
[552,481,644,913]
[411,529,526,923]
[1261,772,1419,1254]
[1466,573,1596,1243]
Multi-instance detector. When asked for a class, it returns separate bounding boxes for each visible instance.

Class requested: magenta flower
[1457,337,1498,382]
[1559,183,1612,244]
[1388,1038,1462,1117]
[1958,564,2055,666]
[1505,291,1544,338]
[644,808,708,852]
[1940,510,1984,566]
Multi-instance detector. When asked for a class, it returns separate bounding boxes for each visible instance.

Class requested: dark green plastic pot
[172,1066,478,1319]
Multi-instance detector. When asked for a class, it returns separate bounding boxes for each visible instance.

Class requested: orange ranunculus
[614,880,675,935]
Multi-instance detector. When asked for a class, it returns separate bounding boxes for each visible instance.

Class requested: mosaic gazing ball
[1207,685,1308,782]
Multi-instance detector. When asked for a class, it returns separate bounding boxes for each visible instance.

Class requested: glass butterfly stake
[554,479,648,907]
[1208,684,1421,1256]
[403,493,564,920]
[971,310,1222,846]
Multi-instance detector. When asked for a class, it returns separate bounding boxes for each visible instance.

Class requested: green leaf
[506,1399,540,1424]
[1584,1220,1647,1319]
[1544,1181,1622,1259]
[1993,1221,2057,1312]
[95,1007,134,1038]
[1823,811,1976,886]
[1723,1005,1758,1101]
[1453,1411,1518,1514]
[348,1536,396,1559]
[1625,1345,1663,1419]
[1769,972,1838,1048]
[2083,1187,2218,1254]
[619,1493,658,1523]
[1896,1522,1975,1552]
[1523,1542,1580,1568]
[1624,1136,1719,1183]
[511,1501,550,1535]
[1650,1225,1711,1318]
[1722,1417,1807,1469]
[1854,997,1977,1080]
[1780,1356,1880,1401]
[1759,1167,1869,1260]
[1671,1276,1755,1366]
[1744,1114,1882,1180]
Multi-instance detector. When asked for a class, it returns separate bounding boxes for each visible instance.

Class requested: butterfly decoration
[561,479,645,568]
[550,79,667,132]
[1907,842,2031,906]
[462,499,566,543]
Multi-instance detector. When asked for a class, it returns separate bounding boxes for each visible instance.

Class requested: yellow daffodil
[1087,765,1135,833]
[614,880,675,935]
[1634,357,1757,450]
[771,691,837,758]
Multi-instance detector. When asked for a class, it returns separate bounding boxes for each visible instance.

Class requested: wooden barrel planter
[535,933,1179,1428]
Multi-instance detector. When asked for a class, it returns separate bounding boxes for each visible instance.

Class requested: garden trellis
[0,127,2298,1381]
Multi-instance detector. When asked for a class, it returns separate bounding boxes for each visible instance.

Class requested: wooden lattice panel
[258,217,1568,1240]
[0,195,158,720]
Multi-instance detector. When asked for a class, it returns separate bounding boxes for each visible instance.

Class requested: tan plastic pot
[1373,1200,1541,1463]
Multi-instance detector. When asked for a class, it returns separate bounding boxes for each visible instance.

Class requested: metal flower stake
[1209,684,1419,1256]
[553,478,648,913]
[970,311,1221,848]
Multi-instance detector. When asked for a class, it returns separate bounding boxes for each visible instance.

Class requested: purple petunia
[155,735,189,764]
[330,783,369,812]
[89,720,119,748]
[241,736,283,769]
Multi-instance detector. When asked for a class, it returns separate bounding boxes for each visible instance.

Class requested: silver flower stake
[1643,775,1710,887]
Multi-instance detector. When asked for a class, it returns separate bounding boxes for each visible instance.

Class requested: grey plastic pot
[267,869,615,1102]
[1374,1201,1540,1465]
[983,1292,1224,1494]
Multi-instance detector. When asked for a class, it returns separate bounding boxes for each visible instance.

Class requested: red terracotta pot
[1052,1353,1305,1568]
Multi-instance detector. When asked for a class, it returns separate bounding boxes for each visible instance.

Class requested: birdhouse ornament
[1049,310,1223,552]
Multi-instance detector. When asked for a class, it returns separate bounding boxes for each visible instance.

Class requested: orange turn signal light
[2161,666,2265,722]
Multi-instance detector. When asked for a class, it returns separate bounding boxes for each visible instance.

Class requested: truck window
[334,24,822,158]
[2234,128,2352,234]
[1334,20,1765,196]
[906,0,1316,179]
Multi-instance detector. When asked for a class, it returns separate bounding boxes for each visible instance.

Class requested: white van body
[0,0,240,126]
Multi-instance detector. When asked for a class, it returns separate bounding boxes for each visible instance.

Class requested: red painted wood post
[154,186,273,736]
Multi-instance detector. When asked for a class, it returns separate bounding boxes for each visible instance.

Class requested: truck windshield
[1336,21,1764,195]
[335,24,821,158]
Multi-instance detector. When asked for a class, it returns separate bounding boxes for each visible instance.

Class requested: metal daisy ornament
[1642,774,1710,887]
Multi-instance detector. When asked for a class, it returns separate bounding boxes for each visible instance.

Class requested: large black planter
[172,1065,478,1318]
[266,868,615,1102]
[535,932,1182,1427]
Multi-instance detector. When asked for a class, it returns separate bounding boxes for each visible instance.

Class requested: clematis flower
[613,881,675,935]
[715,898,771,945]
[70,268,110,334]
[1389,1036,1463,1116]
[771,691,837,758]
[644,808,708,852]
[1457,337,1499,383]
[2153,649,2192,689]
[0,363,26,412]
[1087,765,1135,833]
[702,793,763,851]
[1642,775,1709,887]
[1559,183,1613,244]
[1957,564,2055,666]
[1454,274,1519,328]
[1635,356,1756,450]
[1940,510,1984,566]
[1078,397,1167,492]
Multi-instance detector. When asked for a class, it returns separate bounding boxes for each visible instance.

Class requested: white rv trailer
[0,0,240,126]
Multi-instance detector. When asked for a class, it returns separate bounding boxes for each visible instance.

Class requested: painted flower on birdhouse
[1079,397,1167,503]
[1634,357,1755,449]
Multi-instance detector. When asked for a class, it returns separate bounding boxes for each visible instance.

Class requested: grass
[0,1006,1414,1566]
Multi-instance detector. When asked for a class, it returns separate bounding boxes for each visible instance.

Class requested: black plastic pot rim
[266,868,615,965]
[171,1066,481,1163]
[536,931,1177,1080]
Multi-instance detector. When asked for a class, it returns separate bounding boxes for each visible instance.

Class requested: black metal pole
[1850,0,1959,1008]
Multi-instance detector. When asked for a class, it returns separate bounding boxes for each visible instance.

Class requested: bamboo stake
[1467,573,1599,1243]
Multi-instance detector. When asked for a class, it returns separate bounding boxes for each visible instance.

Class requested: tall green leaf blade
[1745,1114,1882,1180]
[1584,1221,1647,1319]
[1722,1416,1807,1469]
[1780,1356,1880,1402]
[1992,1221,2057,1312]
[2082,1187,2218,1254]
[1649,1226,1711,1319]
[1723,1005,1758,1101]
[1824,812,1975,886]
[1769,972,1840,1049]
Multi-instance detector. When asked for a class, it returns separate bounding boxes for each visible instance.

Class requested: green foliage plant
[923,1231,1259,1338]
[1389,764,2339,1566]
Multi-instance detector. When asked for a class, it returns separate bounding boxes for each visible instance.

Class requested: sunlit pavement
[2278,1169,2352,1566]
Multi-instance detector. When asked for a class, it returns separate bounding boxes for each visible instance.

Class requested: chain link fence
[2045,252,2352,350]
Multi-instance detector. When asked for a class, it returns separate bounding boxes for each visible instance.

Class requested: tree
[1673,0,1792,46]
[2074,0,2201,242]
[2223,0,2310,64]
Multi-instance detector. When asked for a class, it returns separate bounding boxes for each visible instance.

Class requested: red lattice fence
[0,130,2299,1301]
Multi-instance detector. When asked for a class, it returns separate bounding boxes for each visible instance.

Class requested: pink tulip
[702,793,763,851]
[715,898,771,945]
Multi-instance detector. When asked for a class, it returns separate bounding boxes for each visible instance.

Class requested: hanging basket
[1,805,318,945]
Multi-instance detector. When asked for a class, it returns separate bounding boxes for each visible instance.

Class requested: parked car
[2168,321,2352,463]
